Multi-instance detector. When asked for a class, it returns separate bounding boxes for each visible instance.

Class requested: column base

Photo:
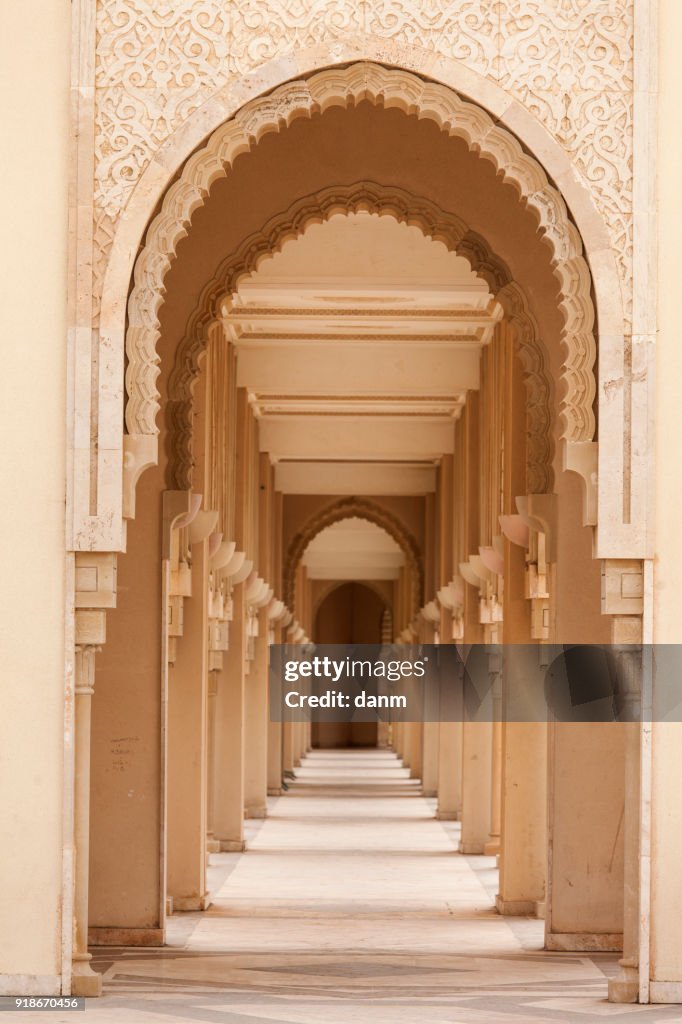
[219,838,245,852]
[71,954,102,998]
[172,893,212,912]
[0,976,61,997]
[459,840,486,854]
[206,837,221,854]
[422,788,437,798]
[484,838,501,856]
[649,982,682,1003]
[495,895,539,916]
[545,931,623,952]
[88,927,165,946]
[608,965,639,1003]
[436,809,459,820]
[245,804,267,819]
[267,787,283,796]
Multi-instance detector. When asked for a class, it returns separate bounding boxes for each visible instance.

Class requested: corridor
[29,750,679,1022]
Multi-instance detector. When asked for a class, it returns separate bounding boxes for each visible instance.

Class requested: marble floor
[20,749,682,1022]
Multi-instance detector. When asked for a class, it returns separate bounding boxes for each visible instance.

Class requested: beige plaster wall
[0,0,70,993]
[650,0,682,987]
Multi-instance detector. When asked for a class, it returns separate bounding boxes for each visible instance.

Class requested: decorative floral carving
[96,2,230,214]
[227,0,362,74]
[365,0,497,76]
[497,0,634,320]
[92,1,635,327]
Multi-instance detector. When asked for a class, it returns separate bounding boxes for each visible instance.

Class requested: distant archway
[284,497,423,620]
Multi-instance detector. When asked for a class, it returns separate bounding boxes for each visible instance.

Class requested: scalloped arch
[125,61,596,449]
[283,498,424,621]
[166,180,553,495]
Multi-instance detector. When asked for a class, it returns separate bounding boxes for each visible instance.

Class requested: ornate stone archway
[124,62,596,458]
[165,180,553,496]
[283,498,424,620]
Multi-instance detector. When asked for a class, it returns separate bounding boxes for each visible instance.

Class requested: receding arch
[166,181,553,494]
[284,498,423,620]
[122,61,600,462]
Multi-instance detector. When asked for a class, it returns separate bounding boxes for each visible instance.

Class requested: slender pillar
[437,721,462,820]
[244,608,269,818]
[213,584,246,851]
[282,719,295,776]
[459,720,493,854]
[545,721,625,950]
[485,658,503,855]
[407,720,423,781]
[206,671,220,853]
[437,662,463,820]
[422,721,440,798]
[71,645,102,996]
[496,721,547,915]
[267,637,284,794]
[167,540,209,910]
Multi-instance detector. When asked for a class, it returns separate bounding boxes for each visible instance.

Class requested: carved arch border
[124,61,600,455]
[283,498,424,621]
[166,179,554,494]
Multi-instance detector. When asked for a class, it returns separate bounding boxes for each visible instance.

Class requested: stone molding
[94,5,633,319]
[283,497,423,616]
[165,180,553,496]
[125,62,597,454]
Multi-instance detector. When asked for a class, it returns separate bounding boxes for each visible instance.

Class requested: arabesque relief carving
[165,181,553,496]
[94,0,634,320]
[126,64,593,454]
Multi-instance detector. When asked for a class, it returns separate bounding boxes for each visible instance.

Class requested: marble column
[459,720,493,854]
[213,583,246,851]
[244,608,269,818]
[71,644,101,997]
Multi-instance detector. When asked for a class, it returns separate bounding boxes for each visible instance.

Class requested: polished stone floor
[21,749,682,1022]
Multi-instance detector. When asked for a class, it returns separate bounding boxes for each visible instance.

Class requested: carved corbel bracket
[437,578,465,641]
[515,494,558,642]
[421,600,441,625]
[499,514,530,549]
[188,509,219,545]
[562,440,598,527]
[210,539,236,571]
[162,491,201,559]
[122,434,158,520]
[162,490,202,663]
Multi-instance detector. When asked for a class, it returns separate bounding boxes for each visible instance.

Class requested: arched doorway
[314,581,386,748]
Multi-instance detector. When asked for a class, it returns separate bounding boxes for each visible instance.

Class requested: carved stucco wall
[93,0,634,323]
